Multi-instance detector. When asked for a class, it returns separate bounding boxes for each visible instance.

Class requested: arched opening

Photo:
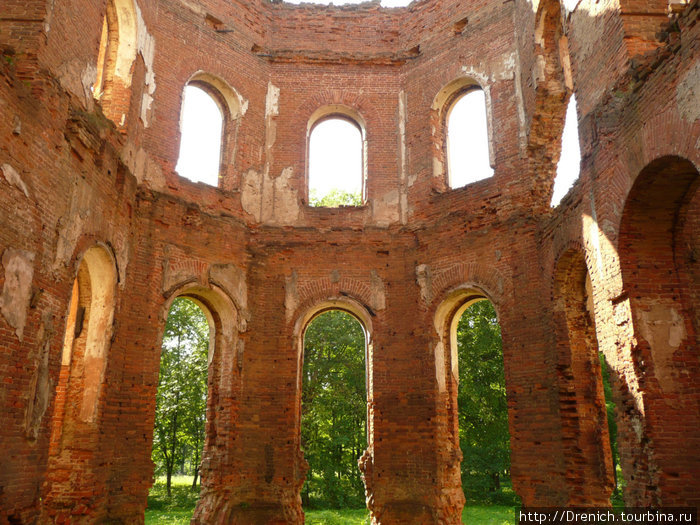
[307,107,366,207]
[146,296,210,519]
[92,0,136,128]
[300,309,368,510]
[550,96,581,207]
[175,85,224,186]
[618,156,700,506]
[450,298,518,510]
[42,245,117,520]
[446,88,494,188]
[552,250,615,506]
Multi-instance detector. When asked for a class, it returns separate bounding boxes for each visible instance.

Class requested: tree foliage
[301,310,367,508]
[309,188,363,207]
[152,297,209,496]
[456,300,517,504]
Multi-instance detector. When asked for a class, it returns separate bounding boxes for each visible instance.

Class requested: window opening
[175,85,224,187]
[550,95,581,207]
[447,89,493,188]
[453,299,519,507]
[149,297,210,506]
[301,310,367,509]
[308,117,364,207]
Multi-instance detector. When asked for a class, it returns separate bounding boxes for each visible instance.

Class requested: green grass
[463,506,516,524]
[145,477,516,524]
[145,477,198,525]
[305,508,371,524]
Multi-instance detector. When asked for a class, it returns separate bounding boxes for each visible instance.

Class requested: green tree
[456,300,516,504]
[309,188,363,207]
[301,310,367,508]
[152,297,209,496]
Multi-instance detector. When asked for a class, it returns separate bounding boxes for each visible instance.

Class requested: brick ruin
[1,0,699,522]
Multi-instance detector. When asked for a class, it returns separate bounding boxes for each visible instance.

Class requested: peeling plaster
[637,305,686,392]
[285,271,299,322]
[372,189,399,227]
[416,264,432,304]
[135,1,156,128]
[242,167,300,225]
[677,61,700,124]
[398,91,408,225]
[209,263,248,317]
[369,270,386,312]
[24,313,54,440]
[1,164,30,198]
[0,248,36,341]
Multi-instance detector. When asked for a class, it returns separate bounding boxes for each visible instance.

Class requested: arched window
[175,85,224,187]
[550,96,581,207]
[92,0,136,128]
[307,108,366,207]
[446,88,493,188]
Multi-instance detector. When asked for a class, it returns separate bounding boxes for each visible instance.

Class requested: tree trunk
[192,466,199,490]
[166,469,172,497]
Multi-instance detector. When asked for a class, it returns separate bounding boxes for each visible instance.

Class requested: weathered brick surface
[1,0,698,523]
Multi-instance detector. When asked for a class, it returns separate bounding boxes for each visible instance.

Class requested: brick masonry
[0,0,698,523]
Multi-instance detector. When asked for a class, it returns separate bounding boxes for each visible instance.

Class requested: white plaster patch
[369,270,386,312]
[135,1,156,127]
[372,189,400,227]
[0,248,36,341]
[285,271,299,322]
[265,82,281,118]
[416,264,432,304]
[1,164,30,198]
[677,60,700,124]
[637,304,686,392]
[210,263,248,314]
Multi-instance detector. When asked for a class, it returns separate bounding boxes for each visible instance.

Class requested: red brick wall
[1,0,699,523]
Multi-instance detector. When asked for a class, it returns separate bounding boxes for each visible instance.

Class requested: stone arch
[431,76,494,190]
[305,104,368,204]
[617,155,700,506]
[94,0,137,128]
[552,247,615,505]
[42,244,118,521]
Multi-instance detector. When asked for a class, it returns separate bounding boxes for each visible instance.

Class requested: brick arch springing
[552,248,615,505]
[41,244,118,522]
[617,155,700,507]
